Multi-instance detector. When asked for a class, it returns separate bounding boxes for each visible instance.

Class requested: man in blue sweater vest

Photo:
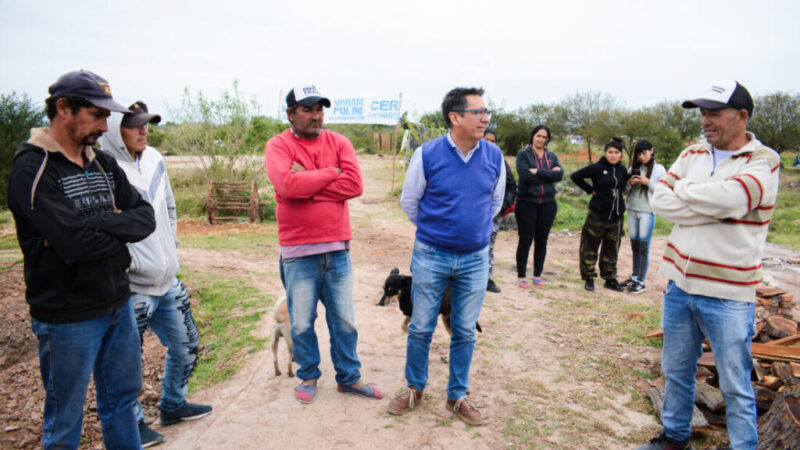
[389,87,505,426]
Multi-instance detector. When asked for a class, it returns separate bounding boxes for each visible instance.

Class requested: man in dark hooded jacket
[7,70,155,449]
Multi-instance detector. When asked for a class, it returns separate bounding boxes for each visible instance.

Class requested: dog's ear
[390,268,400,275]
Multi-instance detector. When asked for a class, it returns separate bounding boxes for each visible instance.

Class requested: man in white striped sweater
[638,81,780,450]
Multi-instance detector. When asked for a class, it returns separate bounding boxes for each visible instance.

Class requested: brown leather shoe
[387,386,423,416]
[446,397,483,426]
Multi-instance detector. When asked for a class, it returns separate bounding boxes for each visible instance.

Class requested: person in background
[514,125,563,288]
[7,70,155,449]
[99,101,212,447]
[570,137,628,292]
[483,129,516,293]
[620,139,665,294]
[638,81,779,450]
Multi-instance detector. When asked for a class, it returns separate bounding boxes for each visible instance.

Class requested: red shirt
[264,129,363,246]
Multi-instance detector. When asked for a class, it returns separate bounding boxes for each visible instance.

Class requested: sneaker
[517,280,530,289]
[603,279,624,291]
[138,421,164,448]
[160,402,213,426]
[486,279,501,293]
[628,282,646,294]
[532,278,545,287]
[635,432,693,450]
[446,397,483,426]
[387,386,423,416]
[584,279,595,291]
[620,278,636,289]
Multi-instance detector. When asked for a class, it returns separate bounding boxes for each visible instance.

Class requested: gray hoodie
[97,112,179,296]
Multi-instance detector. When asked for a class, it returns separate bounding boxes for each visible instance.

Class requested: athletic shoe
[584,279,595,291]
[628,282,646,294]
[486,279,501,293]
[620,278,636,289]
[517,280,530,289]
[635,432,693,449]
[603,279,624,292]
[138,421,164,448]
[160,403,213,426]
[532,278,545,287]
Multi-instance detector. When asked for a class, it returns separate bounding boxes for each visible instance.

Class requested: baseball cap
[122,101,162,127]
[48,70,130,113]
[682,80,754,118]
[286,84,331,109]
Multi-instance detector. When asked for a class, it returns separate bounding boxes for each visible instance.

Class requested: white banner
[279,93,402,126]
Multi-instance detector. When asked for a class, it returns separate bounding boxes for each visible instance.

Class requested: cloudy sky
[1,0,798,120]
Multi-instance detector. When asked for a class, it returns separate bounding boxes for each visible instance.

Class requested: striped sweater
[653,132,780,302]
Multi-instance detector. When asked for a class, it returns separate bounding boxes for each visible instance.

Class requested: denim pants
[406,240,488,400]
[31,299,142,450]
[627,210,655,283]
[131,278,199,421]
[279,250,362,385]
[661,281,757,449]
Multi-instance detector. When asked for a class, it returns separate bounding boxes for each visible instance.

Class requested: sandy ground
[2,153,797,449]
[156,154,800,449]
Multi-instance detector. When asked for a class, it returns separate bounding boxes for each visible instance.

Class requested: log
[792,362,800,378]
[753,383,777,412]
[772,362,800,387]
[645,329,664,340]
[751,343,800,363]
[646,386,710,430]
[756,286,788,298]
[764,316,798,339]
[757,384,800,450]
[756,297,772,307]
[770,334,800,346]
[753,359,770,382]
[695,379,725,411]
[754,320,765,340]
[761,375,783,390]
[698,352,715,368]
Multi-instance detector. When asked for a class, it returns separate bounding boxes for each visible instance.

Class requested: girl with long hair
[621,139,666,294]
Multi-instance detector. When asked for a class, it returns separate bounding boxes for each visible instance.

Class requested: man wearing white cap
[638,81,780,450]
[264,84,382,403]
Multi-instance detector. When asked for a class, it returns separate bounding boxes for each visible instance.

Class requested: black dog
[378,268,482,335]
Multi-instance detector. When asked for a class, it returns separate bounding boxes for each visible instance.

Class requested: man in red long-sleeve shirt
[264,84,382,404]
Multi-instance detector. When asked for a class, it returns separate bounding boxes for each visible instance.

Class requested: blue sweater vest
[416,136,502,254]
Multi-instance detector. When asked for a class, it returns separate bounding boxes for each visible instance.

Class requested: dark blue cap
[48,70,130,113]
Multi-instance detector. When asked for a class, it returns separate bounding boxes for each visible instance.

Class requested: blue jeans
[406,240,488,400]
[31,300,142,450]
[627,210,655,283]
[661,281,757,450]
[279,250,361,385]
[131,278,199,421]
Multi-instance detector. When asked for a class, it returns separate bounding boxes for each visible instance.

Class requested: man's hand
[290,161,307,173]
[553,166,562,171]
[529,168,538,174]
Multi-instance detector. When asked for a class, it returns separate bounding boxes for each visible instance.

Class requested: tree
[166,80,262,182]
[561,90,621,161]
[1,91,46,208]
[748,92,800,153]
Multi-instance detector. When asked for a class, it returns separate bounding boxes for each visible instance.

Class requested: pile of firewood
[643,286,800,449]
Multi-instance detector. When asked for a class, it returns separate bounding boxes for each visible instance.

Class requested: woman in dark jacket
[570,137,628,292]
[514,125,563,288]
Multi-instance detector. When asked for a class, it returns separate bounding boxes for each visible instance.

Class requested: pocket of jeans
[414,241,436,255]
[717,298,752,312]
[281,256,300,264]
[664,280,676,296]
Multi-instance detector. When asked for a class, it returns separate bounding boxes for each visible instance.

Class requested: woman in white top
[623,139,666,294]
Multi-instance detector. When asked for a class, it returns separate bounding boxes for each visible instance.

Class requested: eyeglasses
[455,108,492,117]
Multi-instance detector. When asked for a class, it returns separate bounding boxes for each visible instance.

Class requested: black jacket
[7,129,155,323]
[516,146,563,204]
[570,156,629,221]
[499,160,517,215]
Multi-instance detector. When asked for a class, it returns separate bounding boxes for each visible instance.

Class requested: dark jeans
[515,200,557,278]
[579,210,623,281]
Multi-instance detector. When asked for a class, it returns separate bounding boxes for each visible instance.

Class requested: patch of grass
[179,228,277,253]
[180,270,271,393]
[0,210,19,250]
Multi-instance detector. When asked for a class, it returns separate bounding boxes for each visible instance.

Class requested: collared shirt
[401,133,505,224]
